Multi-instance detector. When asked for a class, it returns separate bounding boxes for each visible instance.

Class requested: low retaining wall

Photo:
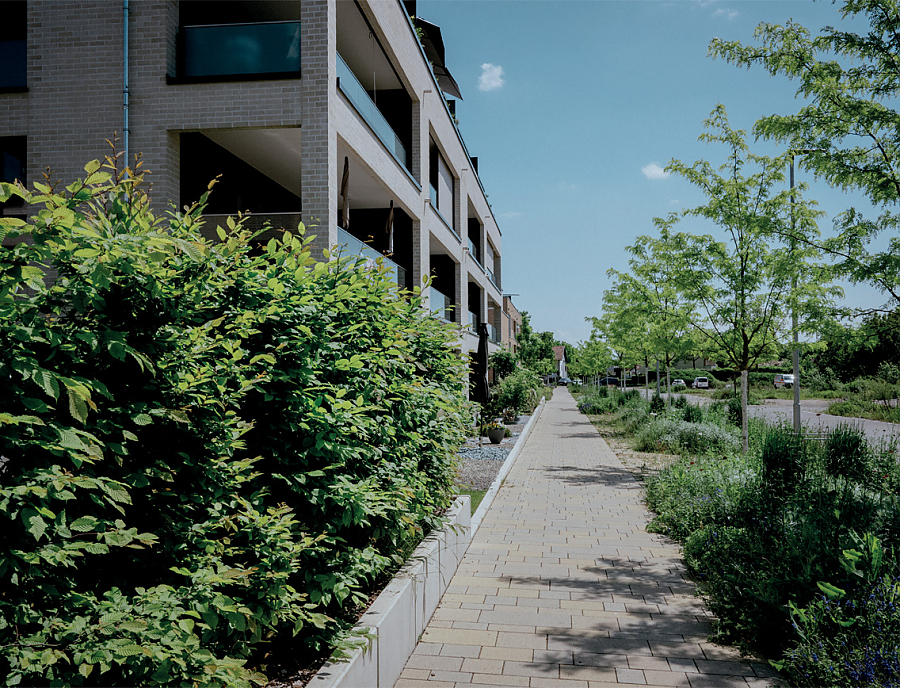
[309,399,546,688]
[309,496,471,688]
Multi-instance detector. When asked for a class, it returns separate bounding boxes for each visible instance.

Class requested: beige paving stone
[421,628,498,647]
[559,665,617,681]
[471,673,530,687]
[393,391,766,688]
[486,624,538,634]
[642,670,693,687]
[495,631,548,650]
[406,655,464,672]
[479,646,534,662]
[440,644,483,658]
[399,668,431,680]
[616,667,648,684]
[530,678,590,688]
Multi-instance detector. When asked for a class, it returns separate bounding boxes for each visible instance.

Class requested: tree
[568,339,613,380]
[489,349,517,380]
[515,311,556,375]
[613,225,701,398]
[591,277,655,389]
[711,0,900,313]
[663,106,838,450]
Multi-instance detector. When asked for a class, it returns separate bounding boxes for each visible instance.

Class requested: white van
[692,377,709,389]
[774,374,795,389]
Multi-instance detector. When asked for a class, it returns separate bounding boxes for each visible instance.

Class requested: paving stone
[393,392,764,688]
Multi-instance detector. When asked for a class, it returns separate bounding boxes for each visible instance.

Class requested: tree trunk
[666,366,671,408]
[741,369,749,453]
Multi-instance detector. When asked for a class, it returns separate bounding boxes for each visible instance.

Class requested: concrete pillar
[301,0,337,257]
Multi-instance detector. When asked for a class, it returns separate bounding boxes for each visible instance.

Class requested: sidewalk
[394,389,785,688]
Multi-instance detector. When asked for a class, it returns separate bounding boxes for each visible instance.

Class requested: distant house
[553,345,567,380]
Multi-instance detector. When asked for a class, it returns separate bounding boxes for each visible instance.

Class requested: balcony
[337,52,408,169]
[468,311,478,329]
[488,324,501,344]
[467,237,482,267]
[430,286,453,322]
[487,268,499,291]
[336,227,406,288]
[0,40,26,90]
[177,21,300,80]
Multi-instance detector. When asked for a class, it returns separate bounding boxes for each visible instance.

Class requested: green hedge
[0,161,468,686]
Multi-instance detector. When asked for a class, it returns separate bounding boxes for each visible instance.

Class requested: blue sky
[419,0,882,344]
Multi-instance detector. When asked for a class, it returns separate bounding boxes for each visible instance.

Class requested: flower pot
[487,428,505,444]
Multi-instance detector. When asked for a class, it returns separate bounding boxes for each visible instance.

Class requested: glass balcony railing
[0,40,26,89]
[468,237,481,265]
[429,184,438,206]
[429,286,453,322]
[468,311,478,328]
[336,227,405,288]
[487,268,499,290]
[488,324,501,344]
[337,53,408,168]
[179,21,300,79]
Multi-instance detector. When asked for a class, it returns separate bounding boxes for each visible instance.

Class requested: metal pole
[790,156,800,434]
[124,0,130,171]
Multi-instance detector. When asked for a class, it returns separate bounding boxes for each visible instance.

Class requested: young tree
[613,225,701,399]
[516,311,556,376]
[711,0,900,312]
[592,277,655,390]
[664,106,838,450]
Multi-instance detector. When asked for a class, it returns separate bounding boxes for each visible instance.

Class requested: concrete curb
[308,495,471,688]
[470,396,546,535]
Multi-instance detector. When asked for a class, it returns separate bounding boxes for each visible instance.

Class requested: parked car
[598,377,620,386]
[672,379,686,388]
[774,373,795,389]
[558,377,572,386]
[692,377,709,389]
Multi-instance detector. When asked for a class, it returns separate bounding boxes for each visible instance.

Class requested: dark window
[0,2,27,90]
[0,136,26,213]
[179,132,301,215]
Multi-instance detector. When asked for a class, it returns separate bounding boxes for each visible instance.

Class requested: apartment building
[0,0,506,357]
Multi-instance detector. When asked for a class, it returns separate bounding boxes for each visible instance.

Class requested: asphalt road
[635,388,900,446]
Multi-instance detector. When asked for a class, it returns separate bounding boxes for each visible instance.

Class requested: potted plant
[484,420,506,444]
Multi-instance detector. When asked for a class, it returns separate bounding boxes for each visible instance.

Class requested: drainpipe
[123,0,130,170]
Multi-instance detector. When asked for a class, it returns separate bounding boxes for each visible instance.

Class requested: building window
[429,140,454,227]
[0,136,26,215]
[0,2,27,91]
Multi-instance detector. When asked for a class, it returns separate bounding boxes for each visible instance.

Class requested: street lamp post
[789,150,820,434]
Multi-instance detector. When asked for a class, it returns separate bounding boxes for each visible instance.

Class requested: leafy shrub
[649,394,665,413]
[782,534,900,687]
[673,395,688,409]
[877,361,900,385]
[804,367,845,392]
[488,368,543,416]
[0,160,468,685]
[682,404,703,424]
[760,425,808,497]
[824,425,870,485]
[620,405,650,434]
[672,384,687,392]
[635,418,740,456]
[489,350,517,380]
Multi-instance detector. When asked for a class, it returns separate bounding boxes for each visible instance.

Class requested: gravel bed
[455,416,529,491]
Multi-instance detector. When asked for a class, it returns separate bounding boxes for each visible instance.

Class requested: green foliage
[489,350,517,381]
[487,367,543,417]
[711,1,900,308]
[645,419,900,677]
[649,394,665,413]
[0,159,468,685]
[634,418,740,456]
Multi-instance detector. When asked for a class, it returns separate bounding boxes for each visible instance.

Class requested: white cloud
[641,162,670,180]
[478,63,505,92]
[499,211,523,219]
[712,8,739,19]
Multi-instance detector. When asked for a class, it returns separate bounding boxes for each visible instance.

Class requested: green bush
[634,418,740,456]
[682,404,703,423]
[488,368,543,416]
[0,161,468,686]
